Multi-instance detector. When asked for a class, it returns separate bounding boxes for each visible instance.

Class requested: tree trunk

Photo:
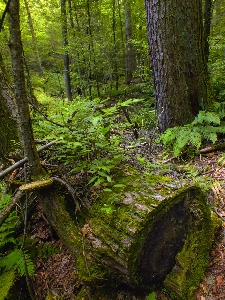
[124,0,135,84]
[0,54,20,159]
[204,0,213,63]
[145,0,212,132]
[72,171,220,299]
[24,0,43,77]
[61,0,72,101]
[8,0,43,178]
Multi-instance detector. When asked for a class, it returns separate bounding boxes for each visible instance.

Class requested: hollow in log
[75,171,220,300]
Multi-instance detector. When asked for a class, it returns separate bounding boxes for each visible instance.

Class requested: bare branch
[52,176,80,211]
[0,140,59,179]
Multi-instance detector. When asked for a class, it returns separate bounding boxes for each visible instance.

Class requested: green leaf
[92,116,102,126]
[88,176,98,184]
[98,171,108,177]
[103,188,112,192]
[146,291,156,300]
[72,142,82,147]
[113,184,126,188]
[120,99,133,106]
[0,271,16,300]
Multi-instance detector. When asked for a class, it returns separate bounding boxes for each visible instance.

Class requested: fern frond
[18,252,35,277]
[173,127,192,156]
[160,126,179,147]
[192,111,221,125]
[189,130,202,149]
[0,249,35,277]
[37,242,59,259]
[0,270,16,300]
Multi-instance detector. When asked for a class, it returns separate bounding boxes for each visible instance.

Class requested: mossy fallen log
[75,170,220,300]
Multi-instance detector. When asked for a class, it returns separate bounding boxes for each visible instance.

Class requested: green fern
[0,270,16,300]
[160,102,225,156]
[0,194,18,248]
[0,249,34,277]
[36,242,59,259]
[0,193,35,299]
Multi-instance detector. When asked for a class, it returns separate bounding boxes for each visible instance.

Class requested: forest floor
[27,131,225,300]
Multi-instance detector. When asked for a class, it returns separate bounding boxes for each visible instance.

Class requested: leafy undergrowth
[2,94,225,299]
[27,138,225,300]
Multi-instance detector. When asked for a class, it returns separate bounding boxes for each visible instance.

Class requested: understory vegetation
[1,0,225,299]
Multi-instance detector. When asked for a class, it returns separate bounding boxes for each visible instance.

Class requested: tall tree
[124,0,135,84]
[61,0,72,101]
[24,0,43,77]
[0,53,20,160]
[8,0,43,178]
[204,0,213,63]
[145,0,212,132]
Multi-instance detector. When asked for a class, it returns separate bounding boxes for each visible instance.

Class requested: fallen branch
[52,176,80,211]
[196,142,225,154]
[0,140,59,179]
[0,178,53,227]
[0,189,24,227]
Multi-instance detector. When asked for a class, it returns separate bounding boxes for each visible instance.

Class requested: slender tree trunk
[24,0,43,77]
[68,0,85,97]
[8,0,43,178]
[112,0,119,90]
[204,0,213,63]
[124,0,135,84]
[145,0,212,132]
[0,53,20,159]
[61,0,72,101]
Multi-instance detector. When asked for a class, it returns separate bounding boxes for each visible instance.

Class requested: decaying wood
[19,179,53,192]
[0,139,59,179]
[52,176,80,211]
[196,142,225,154]
[74,171,220,300]
[0,178,53,227]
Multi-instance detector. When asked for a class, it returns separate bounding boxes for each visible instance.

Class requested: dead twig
[0,140,59,179]
[0,178,53,227]
[196,142,225,154]
[52,176,80,211]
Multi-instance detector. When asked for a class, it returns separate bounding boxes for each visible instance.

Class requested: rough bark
[8,0,43,178]
[145,0,212,132]
[0,54,20,159]
[74,170,220,299]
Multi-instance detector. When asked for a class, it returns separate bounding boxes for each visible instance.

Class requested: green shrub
[160,102,225,156]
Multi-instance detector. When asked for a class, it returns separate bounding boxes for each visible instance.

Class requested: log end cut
[76,170,221,299]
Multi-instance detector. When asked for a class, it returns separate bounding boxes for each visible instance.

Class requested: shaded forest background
[1,0,225,300]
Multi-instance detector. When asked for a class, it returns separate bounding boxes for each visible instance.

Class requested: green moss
[164,202,221,300]
[76,167,220,299]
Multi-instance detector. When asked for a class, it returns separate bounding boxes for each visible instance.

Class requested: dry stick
[196,142,225,154]
[162,142,225,164]
[0,178,53,227]
[52,176,80,211]
[0,139,59,179]
[0,189,24,226]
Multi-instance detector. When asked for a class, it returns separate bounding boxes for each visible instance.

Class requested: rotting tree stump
[75,170,220,300]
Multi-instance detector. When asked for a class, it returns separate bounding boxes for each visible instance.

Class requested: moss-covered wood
[75,169,220,300]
